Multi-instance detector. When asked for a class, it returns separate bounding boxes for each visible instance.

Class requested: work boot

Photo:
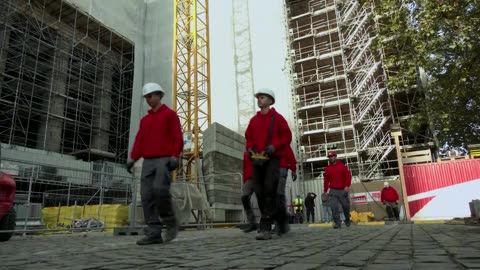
[163,217,179,242]
[256,222,272,240]
[256,230,272,240]
[136,235,163,245]
[333,223,341,229]
[276,219,290,236]
[243,223,258,233]
[243,210,258,233]
[345,220,351,227]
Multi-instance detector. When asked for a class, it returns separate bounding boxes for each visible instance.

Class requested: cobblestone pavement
[1,224,480,269]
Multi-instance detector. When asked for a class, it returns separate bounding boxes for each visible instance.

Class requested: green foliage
[370,0,480,147]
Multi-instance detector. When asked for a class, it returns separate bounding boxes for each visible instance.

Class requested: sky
[209,0,292,132]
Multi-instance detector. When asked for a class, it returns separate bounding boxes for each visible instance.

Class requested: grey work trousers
[242,179,254,197]
[278,168,288,195]
[277,168,289,223]
[329,188,350,225]
[253,158,281,226]
[141,157,175,236]
[385,201,400,220]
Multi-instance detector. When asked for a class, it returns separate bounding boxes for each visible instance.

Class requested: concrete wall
[202,122,245,222]
[127,0,175,159]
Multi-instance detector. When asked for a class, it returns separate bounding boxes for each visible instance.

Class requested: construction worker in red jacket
[276,145,297,233]
[241,151,258,233]
[323,151,352,229]
[381,181,400,221]
[245,88,292,240]
[127,82,184,245]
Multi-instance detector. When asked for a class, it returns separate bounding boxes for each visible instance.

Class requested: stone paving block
[378,253,410,259]
[302,253,331,264]
[413,255,452,263]
[334,258,368,267]
[342,251,376,261]
[446,247,478,254]
[275,262,322,270]
[315,267,362,270]
[366,264,412,270]
[414,250,447,255]
[453,252,480,259]
[373,259,411,265]
[179,258,227,267]
[412,263,462,270]
[282,250,318,257]
[159,267,192,270]
[236,263,278,269]
[457,259,480,268]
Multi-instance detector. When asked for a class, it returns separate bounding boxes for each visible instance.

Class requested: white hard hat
[142,82,164,97]
[254,88,275,105]
[384,181,390,187]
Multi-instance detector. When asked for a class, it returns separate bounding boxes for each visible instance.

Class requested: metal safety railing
[0,156,135,235]
[0,155,256,236]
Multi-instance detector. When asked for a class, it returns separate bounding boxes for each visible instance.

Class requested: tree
[369,0,480,148]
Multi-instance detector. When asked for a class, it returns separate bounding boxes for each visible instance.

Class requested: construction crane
[173,0,212,182]
[232,0,256,134]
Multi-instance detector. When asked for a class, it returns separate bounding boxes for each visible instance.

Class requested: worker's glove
[167,157,179,171]
[247,148,256,160]
[265,145,275,155]
[126,160,135,174]
[291,171,297,181]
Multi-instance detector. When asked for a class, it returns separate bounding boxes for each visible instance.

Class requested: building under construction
[284,0,435,182]
[0,0,134,163]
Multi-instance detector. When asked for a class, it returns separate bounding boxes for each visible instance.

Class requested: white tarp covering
[63,0,140,42]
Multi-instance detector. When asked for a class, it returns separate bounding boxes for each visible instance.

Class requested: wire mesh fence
[0,156,255,237]
[0,156,135,235]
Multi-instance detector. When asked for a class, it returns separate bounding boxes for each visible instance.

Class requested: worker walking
[381,182,400,221]
[245,88,292,240]
[127,82,184,245]
[323,151,352,229]
[304,192,317,223]
[293,194,304,224]
[276,145,297,234]
[321,193,332,223]
[241,151,258,233]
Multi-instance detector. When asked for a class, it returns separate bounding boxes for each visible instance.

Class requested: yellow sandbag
[82,204,129,231]
[42,204,129,233]
[349,210,375,223]
[42,205,83,230]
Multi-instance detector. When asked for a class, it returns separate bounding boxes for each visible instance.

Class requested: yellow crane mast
[173,0,212,183]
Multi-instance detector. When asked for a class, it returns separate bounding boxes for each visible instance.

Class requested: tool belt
[251,151,269,167]
[250,113,276,167]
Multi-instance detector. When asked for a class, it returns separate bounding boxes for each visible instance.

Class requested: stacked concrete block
[202,123,245,223]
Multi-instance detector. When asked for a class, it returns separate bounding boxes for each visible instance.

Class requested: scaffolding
[284,0,408,181]
[0,0,134,163]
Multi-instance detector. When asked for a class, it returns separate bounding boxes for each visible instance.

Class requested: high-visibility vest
[294,198,303,211]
